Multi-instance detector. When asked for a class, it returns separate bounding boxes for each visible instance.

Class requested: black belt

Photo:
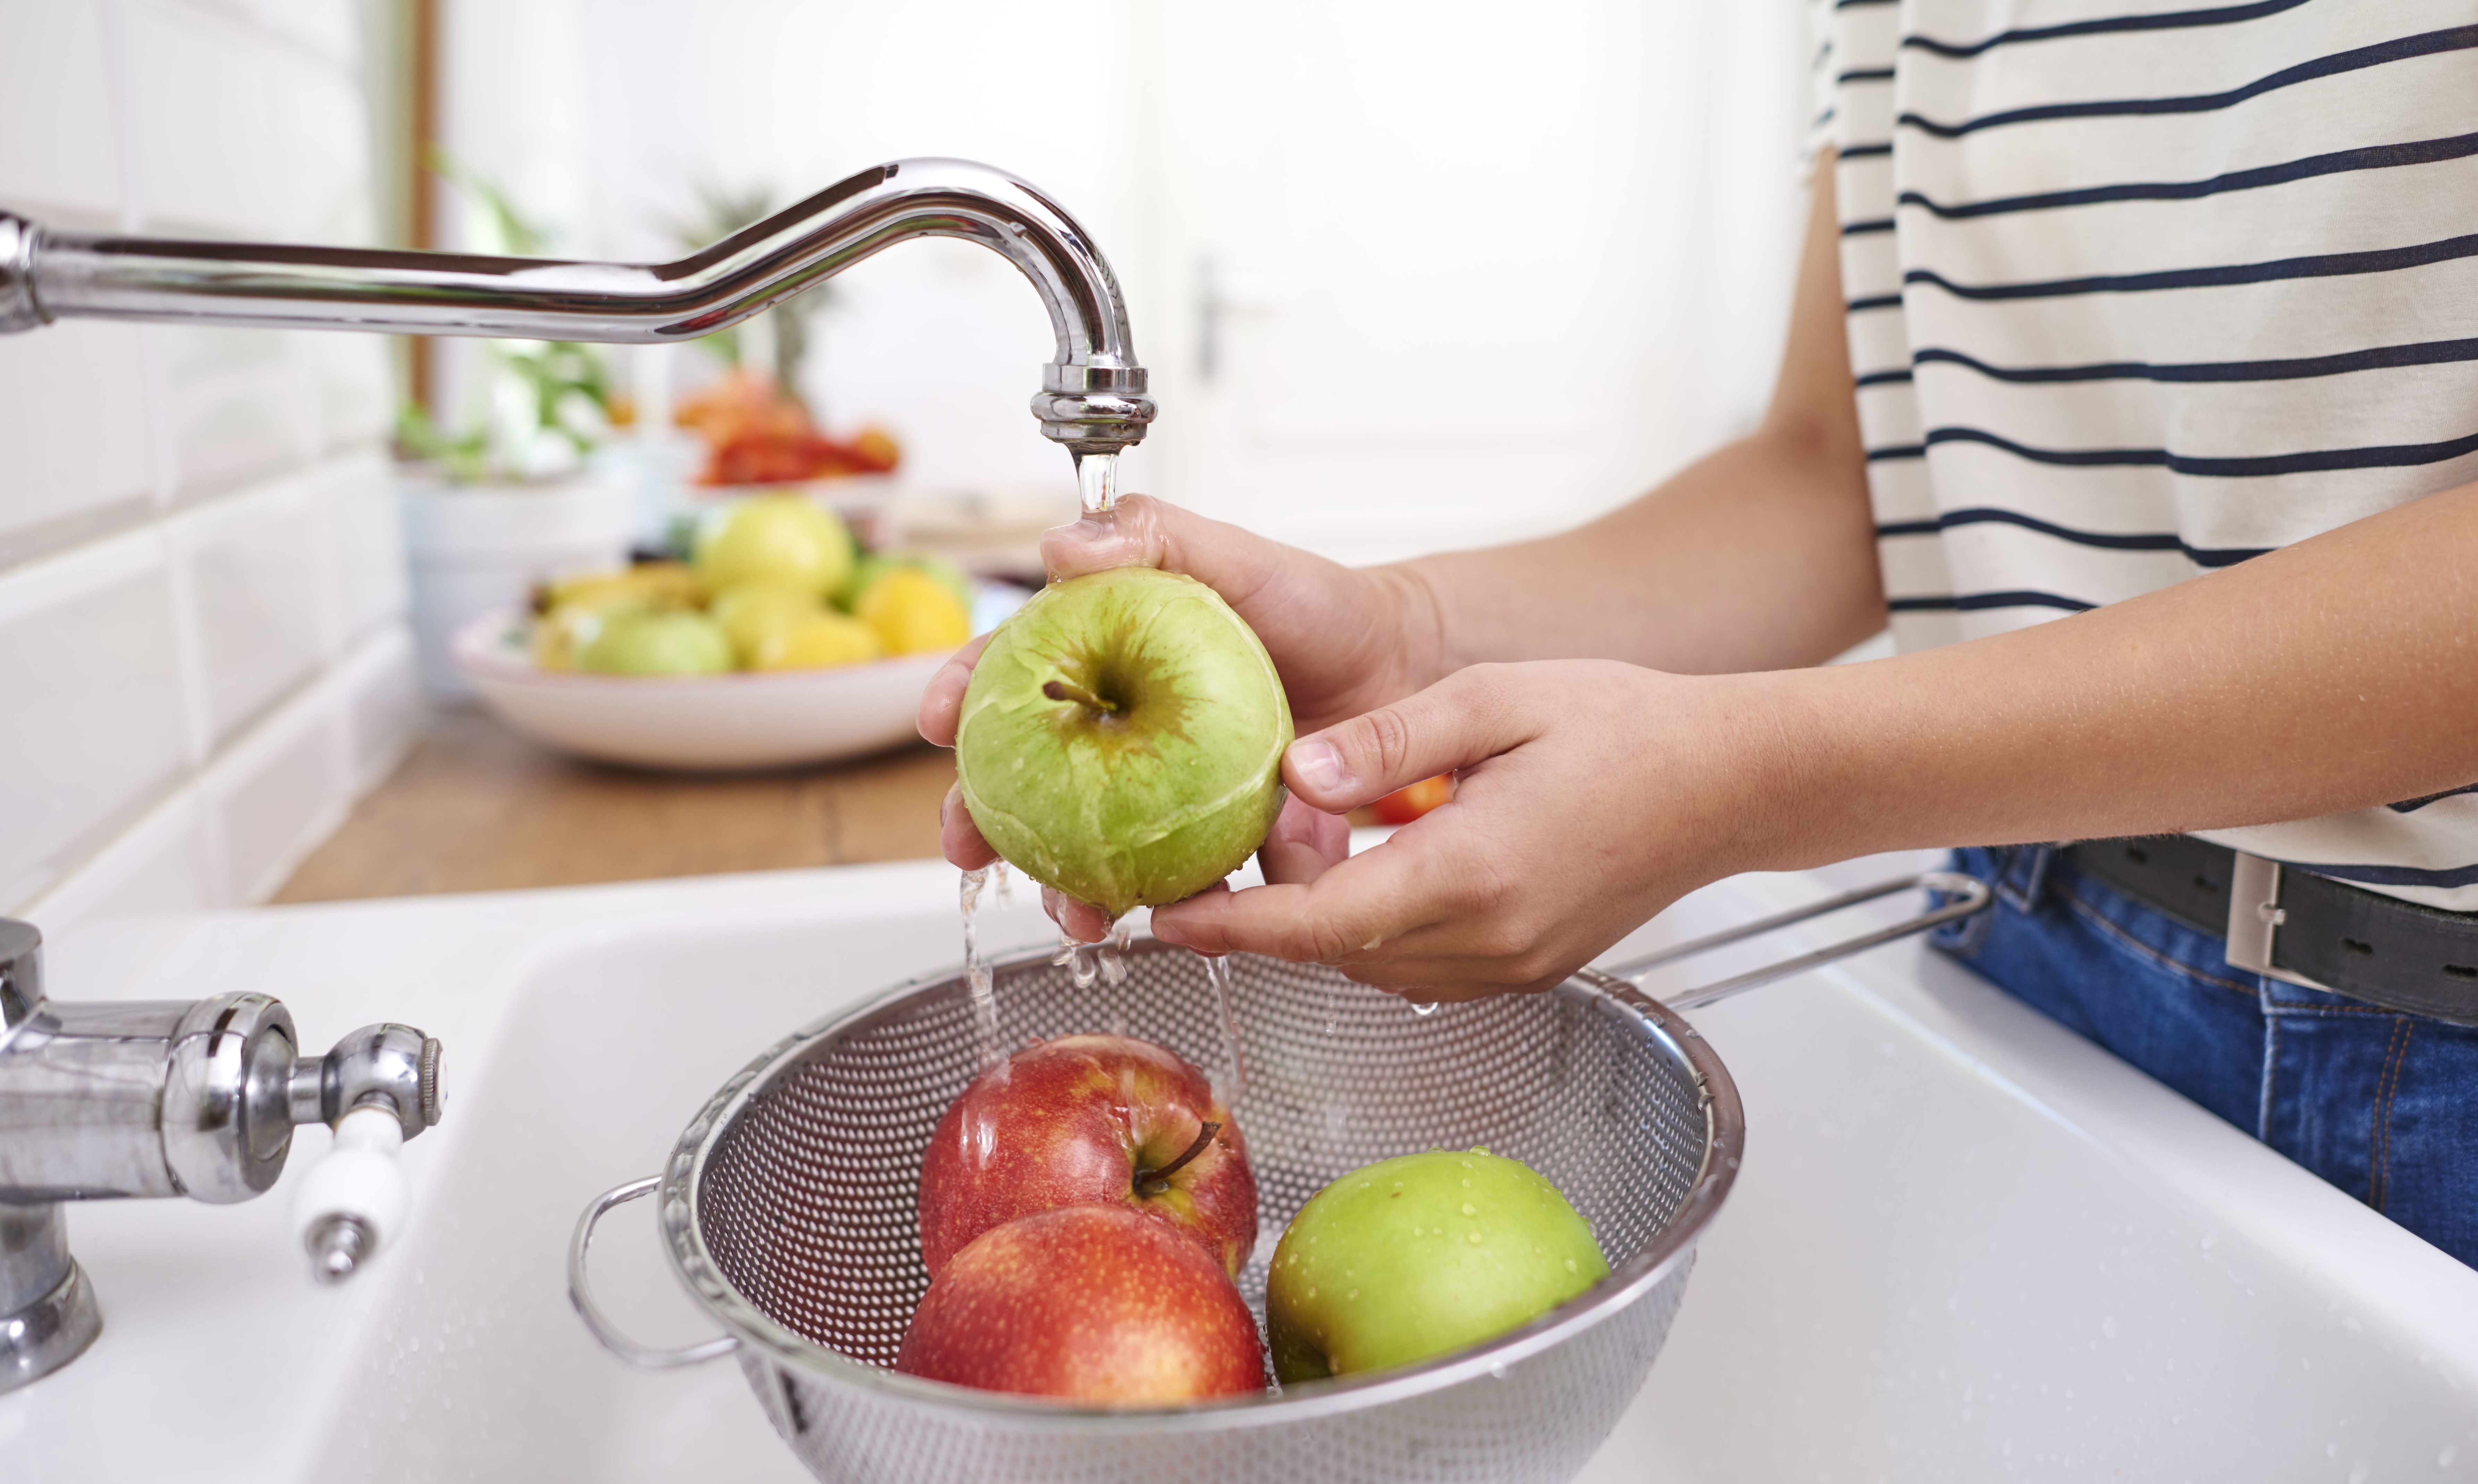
[2058,836,2478,1028]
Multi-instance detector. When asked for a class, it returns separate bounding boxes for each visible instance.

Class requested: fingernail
[1152,917,1188,945]
[1289,739,1343,792]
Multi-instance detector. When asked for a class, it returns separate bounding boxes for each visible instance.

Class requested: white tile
[335,622,423,791]
[172,473,328,745]
[310,332,394,454]
[266,45,373,245]
[0,0,125,219]
[0,320,163,563]
[228,0,361,70]
[0,531,192,911]
[316,448,407,644]
[199,658,349,903]
[18,784,215,997]
[160,325,314,500]
[116,0,286,237]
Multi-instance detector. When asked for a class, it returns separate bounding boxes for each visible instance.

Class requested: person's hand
[1145,660,1809,999]
[918,494,1440,938]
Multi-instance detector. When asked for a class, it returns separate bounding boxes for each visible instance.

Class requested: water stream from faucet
[1074,450,1120,516]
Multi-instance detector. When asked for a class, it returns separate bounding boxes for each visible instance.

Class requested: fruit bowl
[449,607,952,771]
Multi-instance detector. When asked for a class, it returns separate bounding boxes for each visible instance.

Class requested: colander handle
[568,1176,742,1369]
[1607,869,1991,1011]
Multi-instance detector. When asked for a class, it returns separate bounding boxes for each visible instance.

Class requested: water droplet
[1410,1001,1439,1016]
[1461,1203,1477,1216]
[1563,1258,1577,1273]
[1468,1232,1484,1245]
[1347,1289,1359,1300]
[1489,1363,1509,1381]
[2440,1441,2459,1467]
[1410,1225,1422,1236]
[1306,1287,1316,1299]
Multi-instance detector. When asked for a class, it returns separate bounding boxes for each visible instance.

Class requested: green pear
[1265,1149,1609,1384]
[955,566,1291,918]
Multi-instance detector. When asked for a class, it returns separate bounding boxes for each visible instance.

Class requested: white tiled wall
[0,0,422,990]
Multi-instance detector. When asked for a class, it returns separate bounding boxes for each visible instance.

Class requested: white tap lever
[292,1105,408,1283]
[286,1025,443,1284]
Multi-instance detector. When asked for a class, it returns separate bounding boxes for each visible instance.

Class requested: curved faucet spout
[0,158,1153,454]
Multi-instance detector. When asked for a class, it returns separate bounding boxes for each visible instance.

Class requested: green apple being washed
[954,566,1293,917]
[1265,1149,1609,1384]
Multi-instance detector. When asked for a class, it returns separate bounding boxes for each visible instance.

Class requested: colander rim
[655,939,1744,1431]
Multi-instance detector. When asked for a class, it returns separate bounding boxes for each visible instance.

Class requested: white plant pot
[399,471,637,700]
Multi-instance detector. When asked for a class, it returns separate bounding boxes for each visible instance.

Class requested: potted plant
[395,159,637,700]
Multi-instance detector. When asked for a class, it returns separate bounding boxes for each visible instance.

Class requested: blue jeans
[1935,845,2478,1269]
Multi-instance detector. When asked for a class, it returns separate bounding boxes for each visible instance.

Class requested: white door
[1132,0,1810,566]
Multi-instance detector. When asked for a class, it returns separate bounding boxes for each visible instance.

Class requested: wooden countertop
[274,709,956,903]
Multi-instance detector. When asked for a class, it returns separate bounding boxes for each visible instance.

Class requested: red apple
[895,1204,1267,1403]
[918,1034,1255,1280]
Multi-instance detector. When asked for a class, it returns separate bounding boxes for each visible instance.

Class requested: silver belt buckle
[2224,851,2330,991]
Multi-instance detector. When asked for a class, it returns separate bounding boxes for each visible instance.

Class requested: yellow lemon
[749,610,882,671]
[855,566,971,656]
[709,579,825,667]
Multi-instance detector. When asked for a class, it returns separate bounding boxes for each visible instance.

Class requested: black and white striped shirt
[1810,0,2478,909]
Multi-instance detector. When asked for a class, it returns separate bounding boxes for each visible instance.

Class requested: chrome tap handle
[0,158,1155,455]
[288,1023,444,1138]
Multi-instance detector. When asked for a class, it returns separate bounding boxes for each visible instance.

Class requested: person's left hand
[1146,659,1808,999]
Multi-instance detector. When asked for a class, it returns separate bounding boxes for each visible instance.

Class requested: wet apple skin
[918,1034,1257,1281]
[954,566,1292,918]
[1266,1150,1609,1383]
[896,1204,1268,1405]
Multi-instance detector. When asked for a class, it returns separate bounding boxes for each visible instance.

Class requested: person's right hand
[916,494,1443,938]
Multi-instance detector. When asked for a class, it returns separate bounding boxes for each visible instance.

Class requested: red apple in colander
[916,1034,1256,1280]
[896,1203,1267,1404]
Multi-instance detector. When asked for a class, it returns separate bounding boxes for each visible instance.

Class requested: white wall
[0,0,422,991]
[476,0,1816,560]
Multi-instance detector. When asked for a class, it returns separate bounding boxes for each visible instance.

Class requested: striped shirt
[1809,0,2478,910]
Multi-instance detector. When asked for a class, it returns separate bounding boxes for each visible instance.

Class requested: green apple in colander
[954,566,1292,919]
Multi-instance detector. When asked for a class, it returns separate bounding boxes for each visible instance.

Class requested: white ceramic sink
[6,850,2476,1482]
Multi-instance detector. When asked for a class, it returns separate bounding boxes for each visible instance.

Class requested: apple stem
[1136,1120,1221,1195]
[1042,678,1121,715]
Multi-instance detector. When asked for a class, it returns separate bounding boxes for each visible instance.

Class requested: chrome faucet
[0,158,1155,460]
[0,919,444,1393]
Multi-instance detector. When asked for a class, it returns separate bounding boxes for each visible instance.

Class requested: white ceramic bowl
[450,608,952,772]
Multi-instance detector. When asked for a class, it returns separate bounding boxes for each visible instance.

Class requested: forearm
[1395,422,1884,677]
[1760,480,2478,870]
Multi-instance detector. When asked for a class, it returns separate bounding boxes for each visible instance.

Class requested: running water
[991,860,1014,909]
[1099,920,1133,1035]
[1198,952,1248,1106]
[960,867,1003,1069]
[1052,930,1100,991]
[1075,450,1119,515]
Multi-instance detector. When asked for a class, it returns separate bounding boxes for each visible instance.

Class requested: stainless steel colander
[570,870,1987,1484]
